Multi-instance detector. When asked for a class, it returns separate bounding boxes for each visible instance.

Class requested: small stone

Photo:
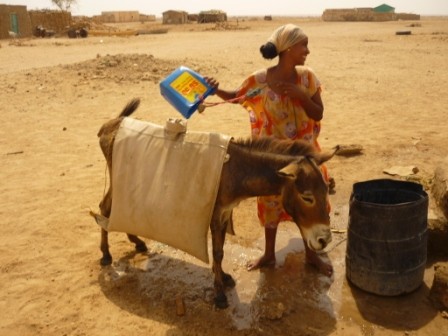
[429,262,448,310]
[335,144,363,156]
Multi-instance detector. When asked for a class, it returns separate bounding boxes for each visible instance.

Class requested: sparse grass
[8,39,35,47]
[53,41,69,46]
[136,28,169,35]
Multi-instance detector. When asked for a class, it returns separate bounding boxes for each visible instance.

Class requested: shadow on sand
[348,273,438,332]
[97,237,337,335]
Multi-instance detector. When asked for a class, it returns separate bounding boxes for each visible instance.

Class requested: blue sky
[5,0,448,16]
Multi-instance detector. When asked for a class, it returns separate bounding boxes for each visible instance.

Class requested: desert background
[1,16,448,335]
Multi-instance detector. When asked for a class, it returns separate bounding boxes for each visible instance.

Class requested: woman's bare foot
[305,249,333,277]
[247,254,276,271]
[247,227,278,271]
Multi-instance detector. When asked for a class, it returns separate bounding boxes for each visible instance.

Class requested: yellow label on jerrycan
[159,66,215,119]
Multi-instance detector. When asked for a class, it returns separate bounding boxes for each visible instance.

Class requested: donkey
[94,98,336,309]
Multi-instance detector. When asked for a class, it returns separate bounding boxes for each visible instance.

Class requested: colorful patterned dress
[235,66,329,228]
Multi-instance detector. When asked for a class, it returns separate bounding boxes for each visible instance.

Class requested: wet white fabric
[103,117,231,263]
[268,24,307,54]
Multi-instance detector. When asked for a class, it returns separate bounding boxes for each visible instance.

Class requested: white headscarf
[268,24,307,54]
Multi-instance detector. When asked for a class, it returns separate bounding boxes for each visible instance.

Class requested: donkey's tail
[119,98,140,117]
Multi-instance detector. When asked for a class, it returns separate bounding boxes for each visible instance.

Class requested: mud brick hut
[198,10,227,23]
[187,13,199,22]
[162,10,188,24]
[28,10,72,35]
[322,3,420,22]
[100,11,140,23]
[322,7,393,22]
[0,4,32,39]
[139,14,156,22]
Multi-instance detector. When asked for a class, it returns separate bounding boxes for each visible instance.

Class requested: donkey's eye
[300,191,315,204]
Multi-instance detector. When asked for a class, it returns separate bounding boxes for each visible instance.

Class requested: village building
[322,3,420,22]
[0,4,73,39]
[198,10,227,23]
[28,10,71,35]
[99,11,139,23]
[93,11,155,23]
[162,10,188,24]
[0,4,32,38]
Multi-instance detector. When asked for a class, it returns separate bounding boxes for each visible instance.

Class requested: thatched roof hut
[198,10,227,23]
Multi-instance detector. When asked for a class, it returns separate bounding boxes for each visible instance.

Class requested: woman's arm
[214,88,238,102]
[304,89,324,121]
[276,81,324,121]
[204,77,238,102]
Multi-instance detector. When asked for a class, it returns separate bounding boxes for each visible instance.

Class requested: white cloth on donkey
[102,117,231,263]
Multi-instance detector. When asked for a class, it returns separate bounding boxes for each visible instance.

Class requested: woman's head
[260,24,308,60]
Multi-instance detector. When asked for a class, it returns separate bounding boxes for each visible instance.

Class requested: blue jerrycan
[159,66,215,119]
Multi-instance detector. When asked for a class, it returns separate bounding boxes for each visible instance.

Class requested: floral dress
[235,66,329,228]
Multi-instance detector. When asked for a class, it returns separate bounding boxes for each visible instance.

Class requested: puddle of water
[105,196,443,334]
[221,224,340,330]
[113,220,346,331]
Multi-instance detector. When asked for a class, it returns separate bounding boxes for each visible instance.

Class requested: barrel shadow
[348,279,437,331]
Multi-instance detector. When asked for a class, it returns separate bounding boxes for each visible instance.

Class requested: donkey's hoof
[223,273,236,288]
[214,293,229,309]
[135,243,148,253]
[100,255,112,266]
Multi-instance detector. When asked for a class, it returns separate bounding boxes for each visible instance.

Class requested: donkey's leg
[100,229,112,266]
[99,189,113,266]
[211,217,229,309]
[221,217,235,288]
[127,234,148,253]
[305,243,333,277]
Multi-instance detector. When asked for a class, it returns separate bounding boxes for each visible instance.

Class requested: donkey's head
[278,149,336,252]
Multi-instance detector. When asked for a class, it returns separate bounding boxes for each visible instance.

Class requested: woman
[206,24,333,276]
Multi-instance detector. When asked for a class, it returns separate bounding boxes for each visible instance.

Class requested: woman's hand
[203,77,237,102]
[273,81,307,99]
[204,76,219,92]
[272,80,324,121]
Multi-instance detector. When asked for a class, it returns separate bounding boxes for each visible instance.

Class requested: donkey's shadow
[97,237,337,334]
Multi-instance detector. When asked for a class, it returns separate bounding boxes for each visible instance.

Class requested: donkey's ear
[277,158,304,178]
[314,146,339,165]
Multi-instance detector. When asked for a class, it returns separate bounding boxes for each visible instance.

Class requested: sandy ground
[1,17,448,335]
